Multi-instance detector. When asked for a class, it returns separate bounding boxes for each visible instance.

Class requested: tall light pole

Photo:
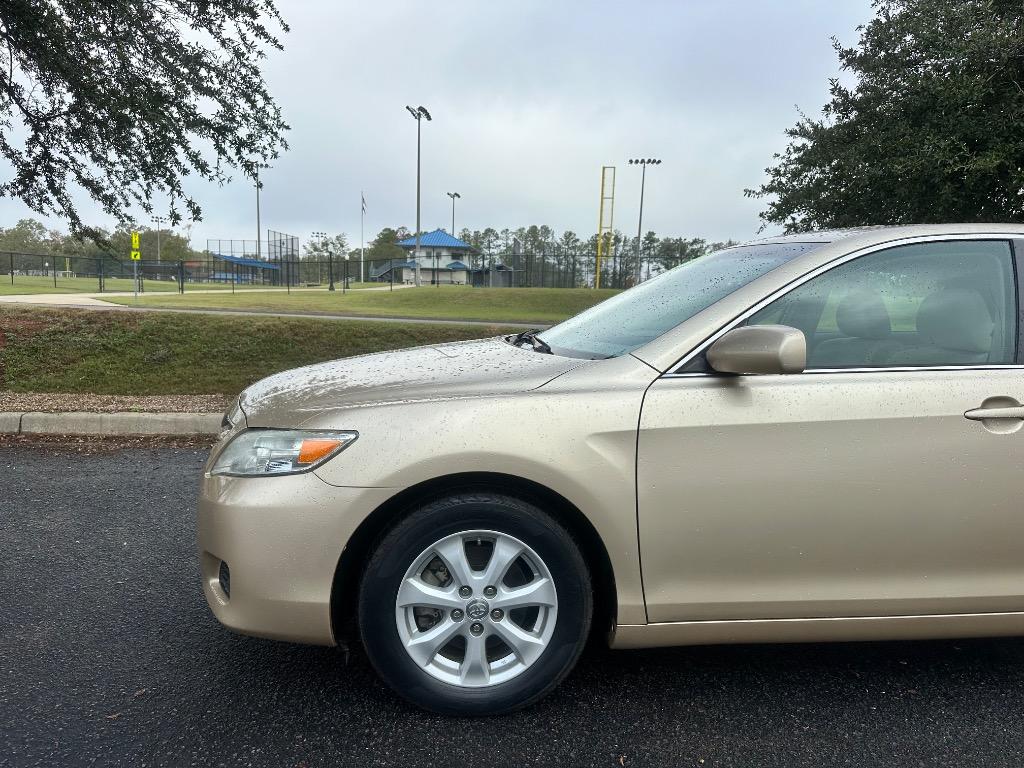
[446,192,460,235]
[406,105,431,287]
[254,167,262,261]
[311,231,324,286]
[360,191,366,284]
[312,230,335,292]
[628,158,661,285]
[152,216,166,264]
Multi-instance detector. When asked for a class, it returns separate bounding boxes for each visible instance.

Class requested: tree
[365,228,408,268]
[0,218,51,252]
[652,237,708,272]
[638,231,660,281]
[708,239,739,253]
[746,0,1024,231]
[106,225,197,263]
[479,227,498,272]
[557,230,581,287]
[303,233,348,260]
[0,1,289,237]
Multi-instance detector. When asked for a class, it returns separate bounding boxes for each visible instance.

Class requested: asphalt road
[4,441,1024,767]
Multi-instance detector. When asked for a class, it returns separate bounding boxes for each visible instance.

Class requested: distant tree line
[2,215,739,288]
[305,224,738,287]
[0,218,203,265]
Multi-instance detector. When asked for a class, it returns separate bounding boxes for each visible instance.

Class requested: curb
[0,412,222,436]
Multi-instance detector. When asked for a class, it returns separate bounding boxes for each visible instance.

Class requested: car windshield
[540,242,826,359]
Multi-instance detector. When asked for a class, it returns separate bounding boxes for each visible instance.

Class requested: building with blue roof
[379,229,475,284]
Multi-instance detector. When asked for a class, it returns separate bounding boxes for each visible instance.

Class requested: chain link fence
[3,247,701,294]
[2,252,179,294]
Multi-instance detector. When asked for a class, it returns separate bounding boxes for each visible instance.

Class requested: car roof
[739,223,1024,248]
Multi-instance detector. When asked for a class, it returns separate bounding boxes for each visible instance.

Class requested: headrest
[916,289,994,353]
[835,290,892,339]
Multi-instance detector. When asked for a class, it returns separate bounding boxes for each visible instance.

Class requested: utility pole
[628,158,661,286]
[254,165,264,261]
[312,231,323,286]
[488,231,495,288]
[446,191,460,235]
[312,231,335,292]
[406,105,432,287]
[152,216,166,264]
[360,191,366,284]
[327,240,335,292]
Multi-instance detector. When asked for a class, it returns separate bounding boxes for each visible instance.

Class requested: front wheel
[358,493,592,715]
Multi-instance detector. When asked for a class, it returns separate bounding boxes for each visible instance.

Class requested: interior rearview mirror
[706,325,806,375]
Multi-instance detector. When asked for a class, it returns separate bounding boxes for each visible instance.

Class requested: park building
[369,229,519,287]
[370,229,474,285]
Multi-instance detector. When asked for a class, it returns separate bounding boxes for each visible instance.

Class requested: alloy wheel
[394,529,558,687]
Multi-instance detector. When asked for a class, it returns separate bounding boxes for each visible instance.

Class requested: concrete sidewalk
[0,283,412,306]
[0,411,222,436]
[0,299,540,328]
[0,293,114,306]
[0,286,540,328]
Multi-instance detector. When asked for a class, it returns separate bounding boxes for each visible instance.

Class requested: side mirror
[706,325,806,375]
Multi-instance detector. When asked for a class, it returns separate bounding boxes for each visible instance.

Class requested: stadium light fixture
[406,104,432,286]
[628,158,663,285]
[446,192,461,236]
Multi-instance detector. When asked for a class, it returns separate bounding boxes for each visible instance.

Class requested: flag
[361,192,366,215]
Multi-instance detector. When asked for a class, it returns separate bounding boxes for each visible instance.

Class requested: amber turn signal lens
[297,438,344,465]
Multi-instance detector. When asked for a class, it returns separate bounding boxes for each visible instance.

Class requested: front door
[637,238,1024,623]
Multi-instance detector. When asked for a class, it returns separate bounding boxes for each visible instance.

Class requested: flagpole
[360,191,366,284]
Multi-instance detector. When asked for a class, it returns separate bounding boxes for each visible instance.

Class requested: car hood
[239,336,586,427]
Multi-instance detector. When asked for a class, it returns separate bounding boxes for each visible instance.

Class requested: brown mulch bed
[0,391,229,413]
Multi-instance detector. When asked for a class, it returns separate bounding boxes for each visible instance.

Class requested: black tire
[358,493,592,716]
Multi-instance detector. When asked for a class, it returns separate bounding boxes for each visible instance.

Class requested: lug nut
[483,585,497,598]
[451,609,464,621]
[470,622,484,636]
[490,608,503,621]
[458,585,472,598]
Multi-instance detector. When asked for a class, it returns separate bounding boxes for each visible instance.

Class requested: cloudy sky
[0,0,875,248]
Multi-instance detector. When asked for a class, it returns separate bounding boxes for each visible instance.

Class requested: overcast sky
[0,0,875,248]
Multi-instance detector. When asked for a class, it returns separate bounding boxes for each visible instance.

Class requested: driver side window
[746,240,1018,369]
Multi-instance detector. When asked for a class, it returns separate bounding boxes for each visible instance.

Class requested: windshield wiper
[509,329,552,354]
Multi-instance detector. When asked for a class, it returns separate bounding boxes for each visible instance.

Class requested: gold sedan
[198,224,1024,715]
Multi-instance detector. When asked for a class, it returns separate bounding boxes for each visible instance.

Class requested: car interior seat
[885,288,995,366]
[812,290,901,367]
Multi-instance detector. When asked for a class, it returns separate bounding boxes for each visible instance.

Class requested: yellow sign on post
[130,231,141,301]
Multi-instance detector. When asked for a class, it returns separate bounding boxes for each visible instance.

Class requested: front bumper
[197,470,395,646]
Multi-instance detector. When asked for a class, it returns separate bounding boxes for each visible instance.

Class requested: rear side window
[746,240,1017,369]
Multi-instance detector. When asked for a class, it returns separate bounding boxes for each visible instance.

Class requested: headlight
[211,429,358,477]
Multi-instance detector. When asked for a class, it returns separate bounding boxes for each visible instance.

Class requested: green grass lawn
[0,275,188,295]
[102,285,618,324]
[0,307,517,396]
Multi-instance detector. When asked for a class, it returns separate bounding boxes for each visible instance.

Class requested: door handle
[965,406,1024,421]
